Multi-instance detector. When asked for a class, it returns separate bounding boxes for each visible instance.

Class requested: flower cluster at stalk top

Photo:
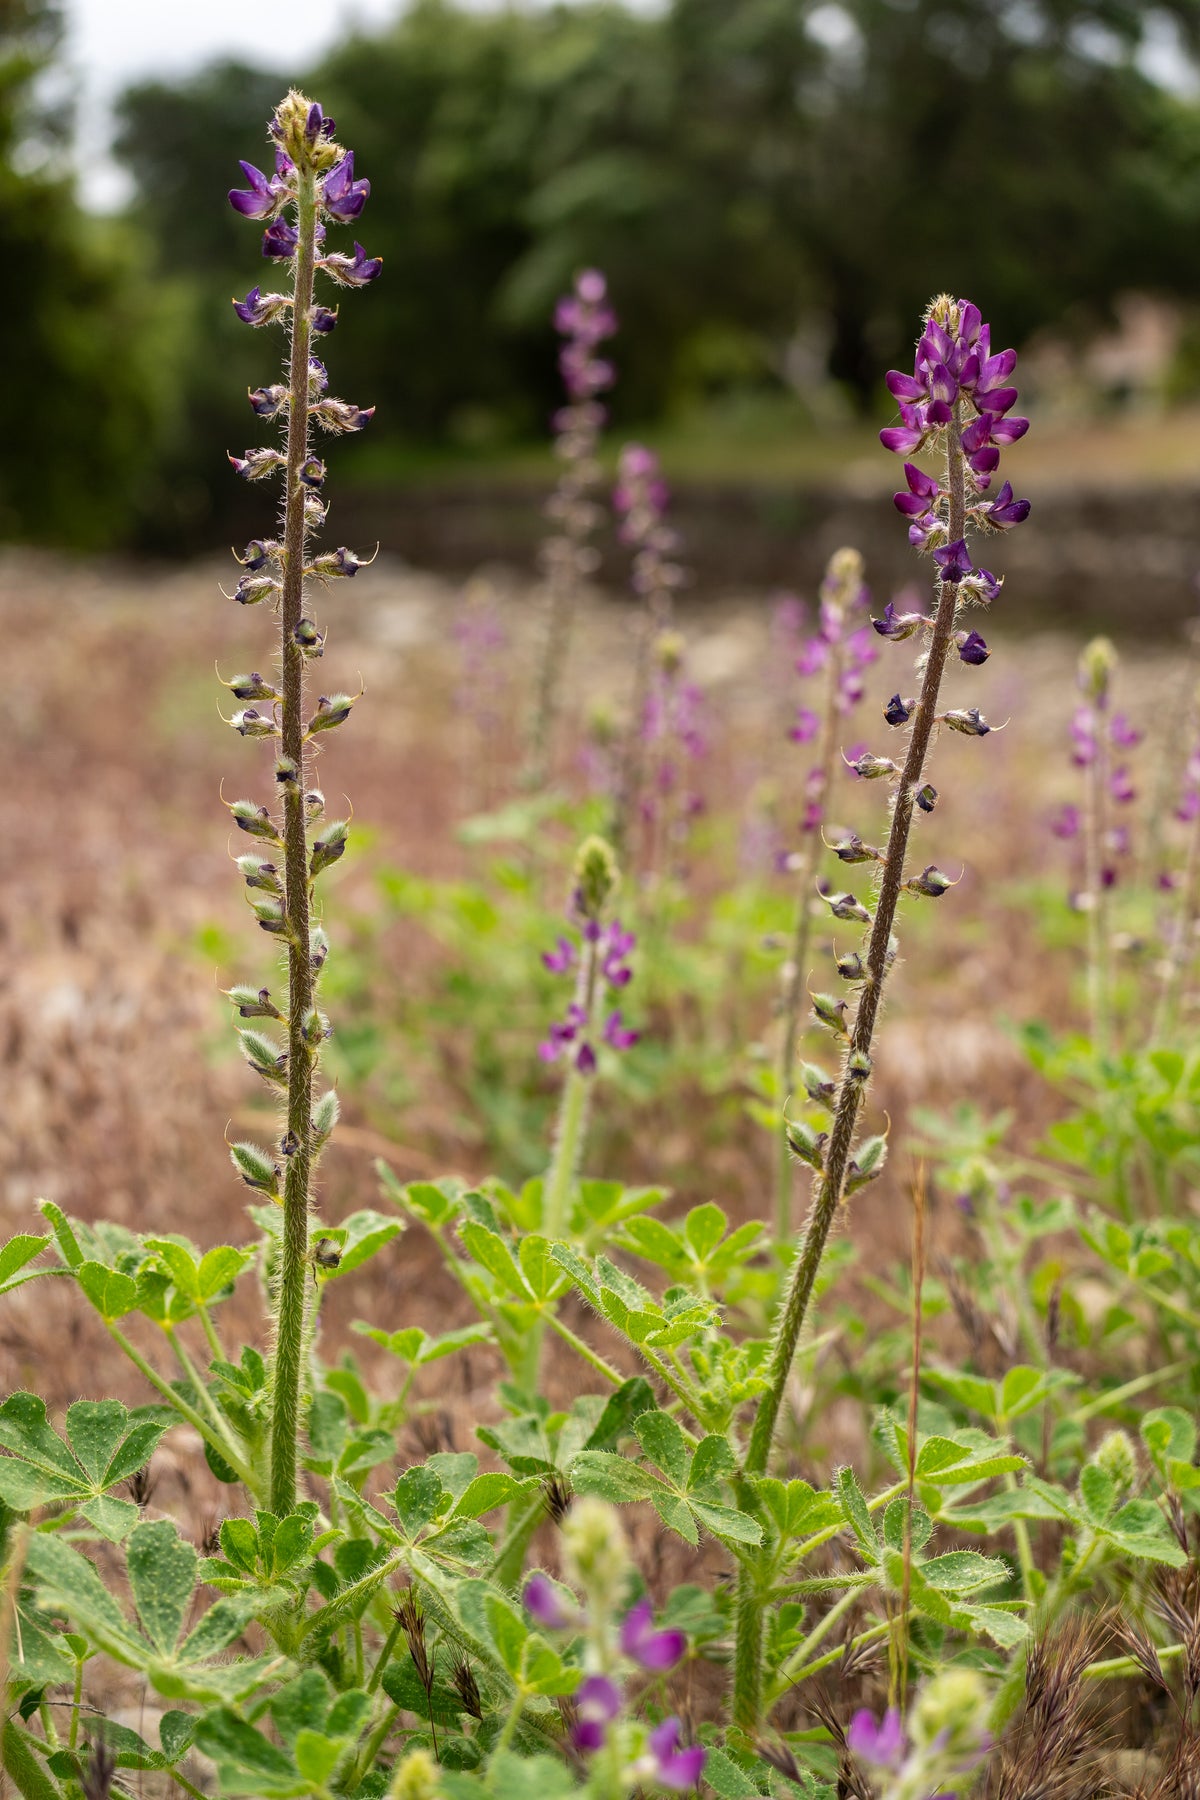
[555,269,617,403]
[523,1579,704,1790]
[539,836,638,1073]
[880,295,1030,611]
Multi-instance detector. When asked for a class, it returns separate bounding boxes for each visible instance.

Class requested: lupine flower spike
[775,545,875,1242]
[611,443,686,853]
[734,296,1030,1734]
[529,838,636,1389]
[523,271,616,791]
[1064,636,1131,1053]
[223,91,379,1516]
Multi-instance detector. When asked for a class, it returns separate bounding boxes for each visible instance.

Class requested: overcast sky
[64,0,406,207]
[61,0,1200,210]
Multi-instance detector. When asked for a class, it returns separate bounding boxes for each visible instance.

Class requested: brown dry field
[0,545,1185,1544]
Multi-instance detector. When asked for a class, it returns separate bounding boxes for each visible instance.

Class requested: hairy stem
[271,164,319,1517]
[733,414,965,1733]
[1083,695,1111,1057]
[775,631,847,1241]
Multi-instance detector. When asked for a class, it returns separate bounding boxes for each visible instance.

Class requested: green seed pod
[239,1030,288,1086]
[225,670,279,702]
[309,926,330,973]
[827,890,872,924]
[226,984,282,1020]
[785,1117,826,1171]
[303,1008,332,1046]
[227,798,281,844]
[799,1062,837,1107]
[844,1132,888,1195]
[811,991,849,1037]
[231,707,279,738]
[274,756,300,788]
[230,1141,281,1198]
[311,819,349,878]
[307,692,357,735]
[311,1088,340,1152]
[250,897,289,935]
[836,950,866,981]
[845,1048,872,1083]
[237,855,282,893]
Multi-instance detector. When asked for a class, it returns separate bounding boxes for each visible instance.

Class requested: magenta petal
[885,370,926,402]
[879,426,923,454]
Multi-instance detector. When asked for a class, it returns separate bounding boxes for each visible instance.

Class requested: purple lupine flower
[873,599,928,640]
[603,1011,639,1050]
[1071,705,1097,767]
[523,1572,573,1630]
[262,218,299,260]
[239,538,272,571]
[796,637,828,676]
[847,1707,905,1769]
[556,271,618,402]
[893,460,941,519]
[319,241,383,286]
[790,706,818,743]
[311,304,339,334]
[228,160,279,219]
[322,151,370,221]
[619,1598,686,1670]
[932,538,973,584]
[538,1001,588,1063]
[1111,712,1142,748]
[248,384,288,418]
[1051,804,1081,839]
[542,936,576,974]
[643,1720,706,1791]
[974,479,1031,530]
[1110,765,1136,804]
[573,1674,621,1753]
[228,447,287,481]
[956,628,990,665]
[232,285,290,327]
[601,922,635,985]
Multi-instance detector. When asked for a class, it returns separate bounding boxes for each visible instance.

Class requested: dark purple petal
[262,218,298,260]
[976,384,1018,414]
[228,160,276,218]
[524,1572,571,1629]
[932,538,972,584]
[885,370,926,402]
[956,629,990,665]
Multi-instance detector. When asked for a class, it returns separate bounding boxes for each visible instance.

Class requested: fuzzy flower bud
[561,1497,629,1619]
[573,835,620,922]
[1094,1428,1137,1497]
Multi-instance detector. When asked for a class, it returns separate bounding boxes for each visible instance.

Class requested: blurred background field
[10,0,1200,618]
[7,0,1200,1479]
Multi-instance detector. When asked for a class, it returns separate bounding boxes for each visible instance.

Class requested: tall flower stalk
[1156,708,1200,1039]
[610,444,684,855]
[225,92,380,1514]
[524,271,616,791]
[734,295,1031,1730]
[774,546,873,1241]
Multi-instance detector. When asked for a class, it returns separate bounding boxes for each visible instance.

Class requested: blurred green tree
[0,0,168,545]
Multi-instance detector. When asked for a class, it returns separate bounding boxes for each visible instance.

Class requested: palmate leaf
[569,1410,762,1551]
[0,1394,165,1541]
[24,1523,264,1699]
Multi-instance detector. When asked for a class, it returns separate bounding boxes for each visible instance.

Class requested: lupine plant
[16,102,1200,1795]
[524,272,617,792]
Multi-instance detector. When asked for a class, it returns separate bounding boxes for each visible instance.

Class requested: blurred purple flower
[619,1598,686,1670]
[645,1720,706,1791]
[847,1707,905,1769]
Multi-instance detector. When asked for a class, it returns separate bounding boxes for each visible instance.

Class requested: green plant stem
[1084,1641,1185,1681]
[492,1493,546,1591]
[1069,1359,1190,1424]
[271,163,320,1518]
[1083,698,1111,1058]
[166,1326,246,1464]
[349,1701,399,1787]
[745,413,966,1481]
[733,410,966,1736]
[1155,772,1200,1041]
[105,1321,259,1492]
[367,1610,405,1695]
[197,1304,225,1365]
[544,1311,623,1385]
[775,627,846,1243]
[68,1656,83,1752]
[166,1769,211,1800]
[770,1615,897,1702]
